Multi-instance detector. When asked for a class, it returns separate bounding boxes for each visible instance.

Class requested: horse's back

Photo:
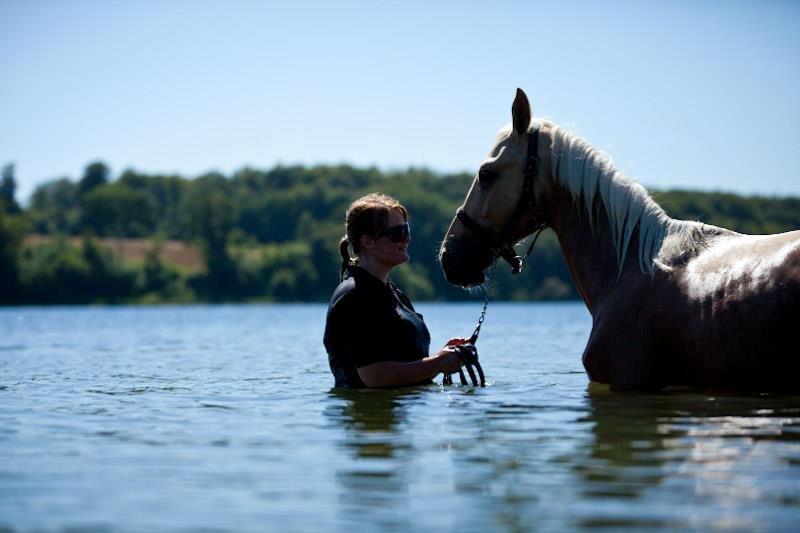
[681,229,800,304]
[671,229,800,390]
[581,228,800,390]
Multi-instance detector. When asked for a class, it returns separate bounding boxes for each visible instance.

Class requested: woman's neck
[355,256,390,284]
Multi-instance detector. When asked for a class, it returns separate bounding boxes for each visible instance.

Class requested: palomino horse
[440,89,800,392]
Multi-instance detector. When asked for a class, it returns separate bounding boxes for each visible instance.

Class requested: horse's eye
[478,168,495,185]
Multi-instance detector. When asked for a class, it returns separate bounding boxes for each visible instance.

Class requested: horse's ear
[512,88,532,136]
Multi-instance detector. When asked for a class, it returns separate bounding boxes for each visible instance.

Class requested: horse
[439,89,800,392]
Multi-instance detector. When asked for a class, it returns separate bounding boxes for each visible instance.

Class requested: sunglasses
[377,222,411,243]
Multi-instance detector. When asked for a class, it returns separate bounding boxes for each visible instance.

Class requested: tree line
[1,161,799,305]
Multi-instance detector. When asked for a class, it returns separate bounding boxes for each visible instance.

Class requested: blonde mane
[547,123,685,275]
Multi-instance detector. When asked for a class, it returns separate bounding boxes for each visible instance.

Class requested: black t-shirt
[323,265,432,388]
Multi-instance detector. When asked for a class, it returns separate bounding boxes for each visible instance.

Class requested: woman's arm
[357,346,465,388]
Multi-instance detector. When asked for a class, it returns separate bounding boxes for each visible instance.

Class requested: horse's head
[439,88,551,287]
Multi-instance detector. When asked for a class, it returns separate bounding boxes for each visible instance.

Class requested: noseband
[455,129,548,274]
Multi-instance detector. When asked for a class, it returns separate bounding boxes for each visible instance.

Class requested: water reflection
[324,388,423,529]
[326,387,419,456]
[575,390,800,528]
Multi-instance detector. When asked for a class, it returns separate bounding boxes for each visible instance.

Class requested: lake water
[1,302,799,532]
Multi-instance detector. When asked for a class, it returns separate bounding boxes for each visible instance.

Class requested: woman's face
[368,207,411,268]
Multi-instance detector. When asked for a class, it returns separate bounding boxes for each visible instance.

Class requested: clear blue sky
[2,0,799,202]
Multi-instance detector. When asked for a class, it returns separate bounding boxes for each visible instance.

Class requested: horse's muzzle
[440,239,494,288]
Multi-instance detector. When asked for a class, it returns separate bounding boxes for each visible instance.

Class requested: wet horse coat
[440,89,800,392]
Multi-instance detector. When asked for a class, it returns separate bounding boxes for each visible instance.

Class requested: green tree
[80,183,158,237]
[184,174,240,299]
[29,178,79,234]
[80,236,137,302]
[78,161,110,197]
[119,170,188,238]
[1,164,22,214]
[0,208,25,303]
[138,240,180,296]
[18,237,90,303]
[245,241,320,301]
[17,236,136,304]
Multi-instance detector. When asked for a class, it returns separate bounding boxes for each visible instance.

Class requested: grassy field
[23,235,204,273]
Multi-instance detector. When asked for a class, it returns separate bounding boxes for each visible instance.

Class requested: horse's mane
[546,122,693,275]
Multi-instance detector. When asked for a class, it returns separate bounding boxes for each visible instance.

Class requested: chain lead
[469,260,497,344]
[444,261,496,387]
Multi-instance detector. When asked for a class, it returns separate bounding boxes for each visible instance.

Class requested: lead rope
[443,226,546,387]
[468,225,545,345]
[443,260,497,386]
[469,260,497,344]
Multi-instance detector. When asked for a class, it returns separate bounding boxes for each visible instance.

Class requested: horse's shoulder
[583,304,667,388]
[588,283,659,345]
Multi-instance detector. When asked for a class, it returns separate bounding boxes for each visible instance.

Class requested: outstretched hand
[442,342,485,387]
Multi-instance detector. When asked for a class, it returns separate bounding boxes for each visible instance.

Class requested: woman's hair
[339,192,408,280]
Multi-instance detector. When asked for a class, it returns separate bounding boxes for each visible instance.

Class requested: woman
[323,193,474,388]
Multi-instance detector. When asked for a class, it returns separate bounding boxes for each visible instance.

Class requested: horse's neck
[549,194,631,315]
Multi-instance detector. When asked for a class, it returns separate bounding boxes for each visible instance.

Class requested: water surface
[1,303,799,531]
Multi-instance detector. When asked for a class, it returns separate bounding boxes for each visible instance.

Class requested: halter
[456,128,548,274]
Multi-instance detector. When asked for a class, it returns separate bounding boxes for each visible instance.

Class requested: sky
[2,0,799,203]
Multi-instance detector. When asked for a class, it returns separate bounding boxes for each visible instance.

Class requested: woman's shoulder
[329,276,357,308]
[328,266,389,313]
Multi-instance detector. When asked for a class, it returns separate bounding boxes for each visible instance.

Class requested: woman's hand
[433,345,465,374]
[439,342,484,386]
[445,337,469,347]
